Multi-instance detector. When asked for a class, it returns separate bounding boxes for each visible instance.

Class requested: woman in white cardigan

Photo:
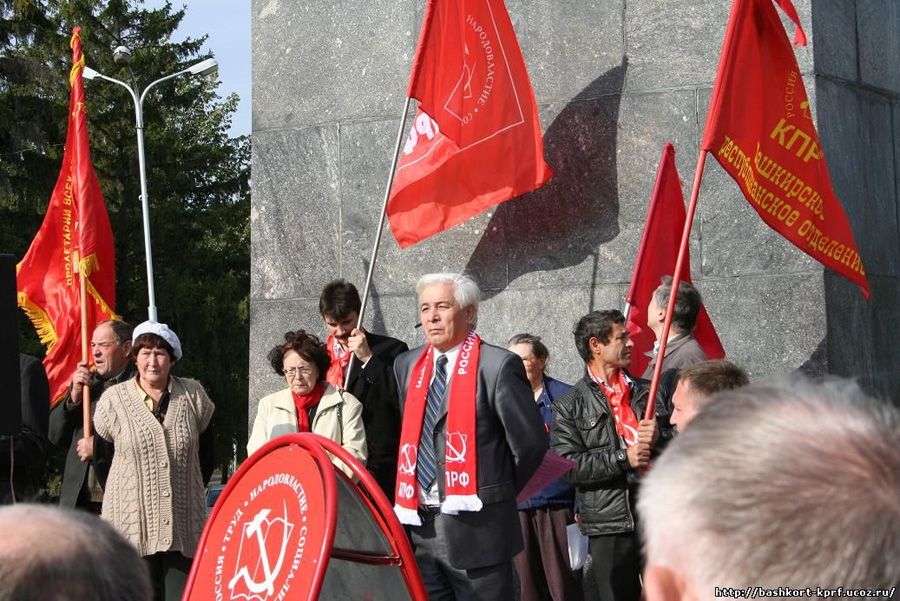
[247,330,366,476]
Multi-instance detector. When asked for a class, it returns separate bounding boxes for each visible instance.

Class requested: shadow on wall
[465,57,629,303]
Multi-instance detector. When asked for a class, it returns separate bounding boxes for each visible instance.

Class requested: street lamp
[83,48,218,322]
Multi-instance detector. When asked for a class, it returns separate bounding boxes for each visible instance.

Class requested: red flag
[16,28,118,406]
[386,0,552,248]
[626,144,725,376]
[702,0,870,299]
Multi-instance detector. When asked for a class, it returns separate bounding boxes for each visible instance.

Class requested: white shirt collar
[432,340,464,380]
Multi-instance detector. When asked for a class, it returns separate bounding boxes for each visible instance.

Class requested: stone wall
[250,0,898,417]
[813,0,900,399]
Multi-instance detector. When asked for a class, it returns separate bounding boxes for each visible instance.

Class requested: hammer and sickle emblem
[228,501,292,597]
[398,443,417,476]
[445,432,468,464]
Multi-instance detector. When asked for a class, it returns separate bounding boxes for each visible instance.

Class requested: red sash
[588,367,640,447]
[325,335,350,389]
[394,332,482,526]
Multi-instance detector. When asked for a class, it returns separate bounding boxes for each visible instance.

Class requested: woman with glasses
[247,329,367,476]
[92,321,215,601]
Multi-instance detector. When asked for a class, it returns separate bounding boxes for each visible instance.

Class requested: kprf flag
[626,144,725,376]
[387,0,553,248]
[702,0,870,299]
[17,28,118,406]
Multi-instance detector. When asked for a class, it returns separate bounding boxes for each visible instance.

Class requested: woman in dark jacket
[507,334,583,601]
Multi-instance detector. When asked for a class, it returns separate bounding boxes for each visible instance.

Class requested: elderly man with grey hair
[638,379,900,601]
[0,503,152,601]
[393,273,548,600]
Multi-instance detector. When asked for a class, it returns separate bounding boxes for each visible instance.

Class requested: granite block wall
[251,0,897,421]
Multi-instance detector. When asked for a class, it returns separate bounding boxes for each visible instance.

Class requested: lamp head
[187,58,218,77]
[113,46,132,67]
[82,66,99,80]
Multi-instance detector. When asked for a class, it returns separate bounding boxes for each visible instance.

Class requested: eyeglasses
[284,367,314,378]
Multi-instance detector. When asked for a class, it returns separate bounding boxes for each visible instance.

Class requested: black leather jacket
[550,371,673,536]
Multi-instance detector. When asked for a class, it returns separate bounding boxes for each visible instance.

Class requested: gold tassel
[17,293,59,350]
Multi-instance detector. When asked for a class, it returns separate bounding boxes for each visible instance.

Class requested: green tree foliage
[0,0,250,479]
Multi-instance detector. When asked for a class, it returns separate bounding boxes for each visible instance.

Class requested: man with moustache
[551,309,671,601]
[393,273,547,600]
[49,320,135,513]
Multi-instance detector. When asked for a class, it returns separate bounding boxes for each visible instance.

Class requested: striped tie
[417,354,448,492]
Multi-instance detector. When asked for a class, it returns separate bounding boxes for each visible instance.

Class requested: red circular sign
[188,440,334,600]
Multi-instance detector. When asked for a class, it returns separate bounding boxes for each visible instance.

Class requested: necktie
[417,354,448,492]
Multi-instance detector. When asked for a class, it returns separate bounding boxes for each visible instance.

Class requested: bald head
[0,504,151,601]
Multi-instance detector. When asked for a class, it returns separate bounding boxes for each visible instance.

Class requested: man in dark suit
[319,279,408,498]
[393,273,547,600]
[48,320,135,513]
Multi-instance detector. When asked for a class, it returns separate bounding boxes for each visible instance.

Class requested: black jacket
[0,355,50,503]
[345,332,408,497]
[550,371,673,536]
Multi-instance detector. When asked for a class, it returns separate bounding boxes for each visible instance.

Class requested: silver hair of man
[0,504,152,601]
[638,378,900,598]
[416,273,481,328]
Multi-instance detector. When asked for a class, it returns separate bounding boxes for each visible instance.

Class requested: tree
[0,0,251,483]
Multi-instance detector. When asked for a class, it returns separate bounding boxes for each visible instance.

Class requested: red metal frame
[182,434,339,601]
[312,434,428,600]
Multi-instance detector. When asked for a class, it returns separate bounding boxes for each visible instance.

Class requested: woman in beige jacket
[247,330,366,477]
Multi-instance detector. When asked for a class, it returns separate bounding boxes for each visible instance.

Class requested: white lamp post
[83,48,218,322]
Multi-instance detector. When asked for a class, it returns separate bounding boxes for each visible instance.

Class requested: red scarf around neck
[394,331,482,526]
[325,335,351,389]
[588,366,639,447]
[293,382,324,433]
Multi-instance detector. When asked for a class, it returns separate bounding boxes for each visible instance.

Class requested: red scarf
[325,335,350,389]
[588,367,640,447]
[394,332,482,526]
[293,382,324,433]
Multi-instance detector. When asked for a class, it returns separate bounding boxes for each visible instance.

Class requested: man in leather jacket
[550,309,673,601]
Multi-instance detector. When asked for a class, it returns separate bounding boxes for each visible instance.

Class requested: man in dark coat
[393,273,547,600]
[552,309,673,601]
[319,279,408,498]
[48,319,134,513]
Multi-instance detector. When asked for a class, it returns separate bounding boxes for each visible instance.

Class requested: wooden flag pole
[344,97,413,390]
[644,149,708,420]
[74,252,93,436]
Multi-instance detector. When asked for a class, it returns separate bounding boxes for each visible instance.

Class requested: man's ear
[122,341,132,357]
[644,565,693,601]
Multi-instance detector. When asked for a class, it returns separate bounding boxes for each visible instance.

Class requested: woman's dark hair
[267,330,330,381]
[507,333,550,372]
[132,333,176,362]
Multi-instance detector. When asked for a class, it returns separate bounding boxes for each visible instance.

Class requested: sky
[144,0,251,137]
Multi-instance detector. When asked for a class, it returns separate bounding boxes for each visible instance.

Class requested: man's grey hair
[638,378,900,598]
[0,504,152,601]
[416,273,480,328]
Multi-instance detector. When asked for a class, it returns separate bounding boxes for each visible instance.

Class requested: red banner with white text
[701,0,869,299]
[387,0,552,248]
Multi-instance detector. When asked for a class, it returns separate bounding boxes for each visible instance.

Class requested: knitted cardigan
[93,376,214,558]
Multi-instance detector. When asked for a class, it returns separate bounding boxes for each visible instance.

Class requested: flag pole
[344,97,413,389]
[74,252,93,435]
[625,144,675,323]
[644,149,708,420]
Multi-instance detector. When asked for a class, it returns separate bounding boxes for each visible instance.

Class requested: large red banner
[701,0,870,299]
[17,28,118,405]
[387,0,552,248]
[626,144,725,376]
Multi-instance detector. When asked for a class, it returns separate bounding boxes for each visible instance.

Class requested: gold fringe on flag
[17,292,59,350]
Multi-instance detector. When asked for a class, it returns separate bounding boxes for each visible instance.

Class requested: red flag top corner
[625,143,725,376]
[701,0,870,299]
[16,27,118,406]
[387,0,553,248]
